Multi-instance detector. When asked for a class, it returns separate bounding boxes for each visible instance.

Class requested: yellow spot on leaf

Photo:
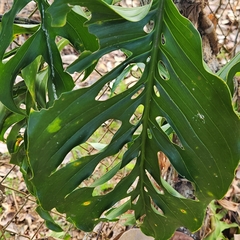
[82,201,91,206]
[180,209,187,214]
[194,218,198,222]
[207,191,214,197]
[14,136,24,151]
[73,162,81,167]
[47,118,62,133]
[30,108,35,113]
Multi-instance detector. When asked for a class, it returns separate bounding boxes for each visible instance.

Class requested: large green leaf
[0,0,239,239]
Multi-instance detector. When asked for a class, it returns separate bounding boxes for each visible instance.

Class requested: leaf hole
[127,176,139,194]
[129,63,145,84]
[154,85,160,97]
[156,117,173,138]
[91,119,122,150]
[120,157,137,178]
[63,119,123,165]
[132,124,143,137]
[156,117,184,150]
[78,139,134,196]
[172,133,184,149]
[57,37,79,70]
[161,33,166,45]
[143,20,154,33]
[98,49,127,76]
[145,170,164,195]
[74,49,127,96]
[130,86,145,100]
[150,197,164,216]
[109,62,144,100]
[92,181,115,196]
[129,104,144,125]
[158,60,170,81]
[158,151,171,180]
[174,180,195,199]
[104,196,132,221]
[94,56,144,102]
[132,194,140,205]
[233,76,240,111]
[91,156,136,197]
[147,128,152,139]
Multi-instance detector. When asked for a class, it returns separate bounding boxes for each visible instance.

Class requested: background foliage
[0,0,240,239]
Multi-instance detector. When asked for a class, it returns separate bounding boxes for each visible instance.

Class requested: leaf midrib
[140,0,164,169]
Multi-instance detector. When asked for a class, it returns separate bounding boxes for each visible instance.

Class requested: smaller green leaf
[160,123,173,136]
[12,23,39,35]
[106,4,152,22]
[10,143,26,166]
[47,3,72,27]
[105,200,132,220]
[72,6,89,18]
[161,178,185,199]
[0,0,32,58]
[36,206,63,232]
[217,52,240,78]
[217,52,240,94]
[0,103,25,141]
[111,64,133,96]
[56,38,70,52]
[56,10,98,52]
[130,63,144,79]
[3,47,19,60]
[158,60,170,80]
[48,232,70,240]
[6,120,25,153]
[35,68,49,108]
[120,213,136,226]
[204,201,239,240]
[22,56,42,104]
[49,0,152,27]
[90,162,121,187]
[67,50,99,79]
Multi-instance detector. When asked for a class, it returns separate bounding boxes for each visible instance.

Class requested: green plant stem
[0,14,40,24]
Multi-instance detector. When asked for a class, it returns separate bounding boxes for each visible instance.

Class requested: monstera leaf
[0,0,239,239]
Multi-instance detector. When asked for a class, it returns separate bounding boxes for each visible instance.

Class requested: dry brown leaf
[170,231,194,240]
[0,190,5,205]
[236,167,240,179]
[118,228,154,240]
[234,234,240,240]
[218,199,240,215]
[158,151,171,177]
[118,229,195,240]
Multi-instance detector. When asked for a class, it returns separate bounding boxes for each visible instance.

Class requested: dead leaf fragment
[218,199,240,215]
[234,234,240,240]
[118,228,154,240]
[171,231,194,240]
